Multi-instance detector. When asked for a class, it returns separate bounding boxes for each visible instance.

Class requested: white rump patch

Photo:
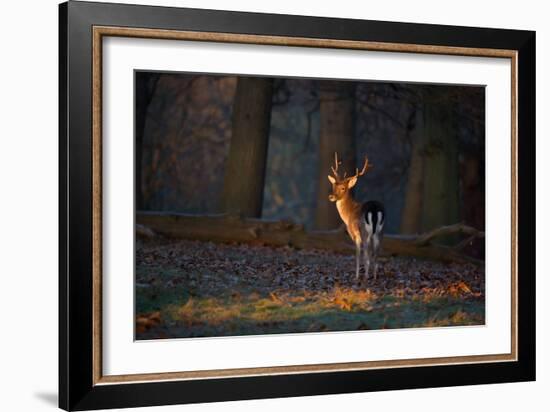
[365,212,373,236]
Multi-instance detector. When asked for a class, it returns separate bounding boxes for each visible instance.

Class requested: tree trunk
[461,153,485,258]
[400,107,424,234]
[221,77,274,217]
[135,73,159,211]
[420,95,459,235]
[462,153,484,232]
[315,81,356,230]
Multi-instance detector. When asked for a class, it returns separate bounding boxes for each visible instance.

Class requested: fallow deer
[327,153,385,280]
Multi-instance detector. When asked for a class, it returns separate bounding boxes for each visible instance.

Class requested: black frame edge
[516,31,536,381]
[65,1,96,409]
[59,2,69,410]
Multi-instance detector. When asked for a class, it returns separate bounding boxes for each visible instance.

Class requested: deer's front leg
[355,241,361,280]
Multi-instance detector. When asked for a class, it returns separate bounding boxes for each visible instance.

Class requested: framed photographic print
[59,1,536,410]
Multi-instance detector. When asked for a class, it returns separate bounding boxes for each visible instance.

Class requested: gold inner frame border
[91,25,518,386]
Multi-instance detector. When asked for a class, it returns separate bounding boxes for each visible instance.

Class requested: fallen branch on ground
[137,212,484,265]
[413,223,484,247]
[136,223,156,238]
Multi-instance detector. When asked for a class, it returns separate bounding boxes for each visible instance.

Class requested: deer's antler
[331,153,372,182]
[353,156,371,178]
[331,152,341,180]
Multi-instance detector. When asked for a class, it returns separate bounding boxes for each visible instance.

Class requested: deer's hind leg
[371,235,379,280]
[362,236,371,280]
[363,217,374,280]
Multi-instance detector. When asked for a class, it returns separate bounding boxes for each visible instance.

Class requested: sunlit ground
[135,238,484,339]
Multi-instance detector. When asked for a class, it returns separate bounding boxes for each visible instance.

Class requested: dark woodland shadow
[34,392,58,407]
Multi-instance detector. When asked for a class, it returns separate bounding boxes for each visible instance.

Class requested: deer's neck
[336,193,361,227]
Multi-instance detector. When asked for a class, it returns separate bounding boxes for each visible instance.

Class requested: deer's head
[327,152,370,202]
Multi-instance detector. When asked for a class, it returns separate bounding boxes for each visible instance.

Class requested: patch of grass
[135,267,193,314]
[136,283,484,339]
[135,240,485,339]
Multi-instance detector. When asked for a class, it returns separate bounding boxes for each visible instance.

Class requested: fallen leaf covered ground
[135,238,485,339]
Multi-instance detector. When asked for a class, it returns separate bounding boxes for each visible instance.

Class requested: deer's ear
[327,175,336,184]
[347,176,357,188]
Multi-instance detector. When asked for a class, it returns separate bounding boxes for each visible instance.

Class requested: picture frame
[59,1,535,410]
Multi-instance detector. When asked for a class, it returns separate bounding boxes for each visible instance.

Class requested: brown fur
[327,156,383,280]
